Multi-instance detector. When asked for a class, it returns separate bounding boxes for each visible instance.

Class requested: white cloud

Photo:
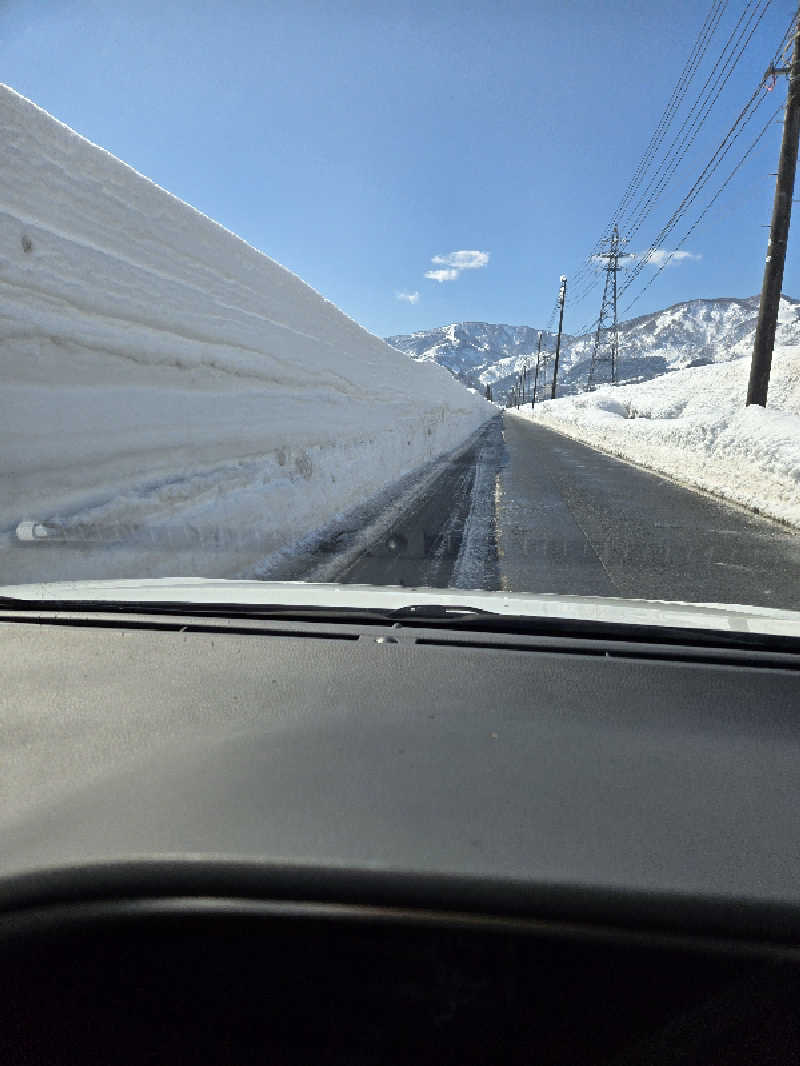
[395,290,420,304]
[424,268,460,283]
[646,249,701,267]
[425,249,490,282]
[431,250,490,271]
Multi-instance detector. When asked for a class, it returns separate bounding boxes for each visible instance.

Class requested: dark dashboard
[1,605,799,1062]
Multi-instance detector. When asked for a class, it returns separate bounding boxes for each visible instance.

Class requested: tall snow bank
[0,85,490,581]
[510,348,800,528]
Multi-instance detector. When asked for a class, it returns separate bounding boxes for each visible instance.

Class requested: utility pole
[551,276,567,399]
[531,331,543,410]
[747,16,800,407]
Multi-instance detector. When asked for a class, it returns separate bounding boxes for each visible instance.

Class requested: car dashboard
[1,601,799,1063]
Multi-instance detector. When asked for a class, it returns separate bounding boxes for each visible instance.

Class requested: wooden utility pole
[551,275,567,399]
[531,331,543,409]
[747,16,800,407]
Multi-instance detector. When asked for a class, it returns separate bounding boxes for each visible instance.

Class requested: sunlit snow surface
[0,85,489,583]
[510,348,800,529]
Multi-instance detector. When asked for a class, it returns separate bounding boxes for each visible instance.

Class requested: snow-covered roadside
[509,347,800,528]
[0,86,490,583]
[451,418,503,590]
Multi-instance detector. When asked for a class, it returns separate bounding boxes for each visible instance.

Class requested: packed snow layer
[0,85,490,582]
[509,348,800,528]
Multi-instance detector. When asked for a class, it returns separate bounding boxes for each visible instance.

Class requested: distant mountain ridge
[386,295,800,399]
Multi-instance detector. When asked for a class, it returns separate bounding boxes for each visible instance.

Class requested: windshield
[2,0,799,620]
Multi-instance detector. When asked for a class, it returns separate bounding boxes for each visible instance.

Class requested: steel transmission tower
[587,225,631,389]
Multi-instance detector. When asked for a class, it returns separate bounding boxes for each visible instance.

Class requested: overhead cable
[621,102,783,313]
[619,0,773,247]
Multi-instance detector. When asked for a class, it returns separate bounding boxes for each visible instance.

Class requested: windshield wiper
[0,596,497,623]
[386,604,499,620]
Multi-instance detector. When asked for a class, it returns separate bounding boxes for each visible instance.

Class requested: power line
[554,4,795,339]
[620,79,773,295]
[620,12,796,299]
[576,1,750,275]
[612,0,730,226]
[555,1,752,332]
[622,102,783,313]
[618,0,774,247]
[619,0,768,240]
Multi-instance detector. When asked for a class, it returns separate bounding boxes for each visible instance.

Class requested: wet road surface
[341,413,800,611]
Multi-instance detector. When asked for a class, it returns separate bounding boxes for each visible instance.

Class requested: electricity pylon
[587,224,631,389]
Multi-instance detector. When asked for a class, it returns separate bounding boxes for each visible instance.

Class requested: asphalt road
[342,413,800,612]
[338,422,500,589]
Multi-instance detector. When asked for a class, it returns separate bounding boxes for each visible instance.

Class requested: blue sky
[2,0,796,337]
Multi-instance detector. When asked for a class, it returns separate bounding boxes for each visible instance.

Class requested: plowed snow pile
[0,85,489,582]
[511,347,800,528]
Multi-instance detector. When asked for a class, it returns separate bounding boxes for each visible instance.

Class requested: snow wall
[0,85,491,582]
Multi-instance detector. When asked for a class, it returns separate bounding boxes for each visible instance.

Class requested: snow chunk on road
[509,348,800,528]
[0,85,490,582]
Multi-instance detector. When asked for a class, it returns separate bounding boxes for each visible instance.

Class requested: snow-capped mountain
[387,295,800,399]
